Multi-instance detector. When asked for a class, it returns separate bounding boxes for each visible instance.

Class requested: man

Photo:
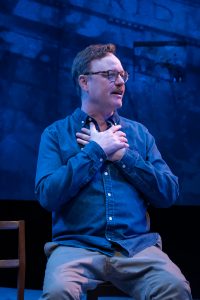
[35,43,192,299]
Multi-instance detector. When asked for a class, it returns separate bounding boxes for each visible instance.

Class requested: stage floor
[0,287,129,300]
[0,287,199,300]
[0,287,41,300]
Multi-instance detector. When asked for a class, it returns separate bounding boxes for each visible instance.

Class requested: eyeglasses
[84,70,129,83]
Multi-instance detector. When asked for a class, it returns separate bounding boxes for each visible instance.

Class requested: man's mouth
[111,90,123,96]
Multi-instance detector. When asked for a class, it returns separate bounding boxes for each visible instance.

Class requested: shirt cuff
[82,141,107,163]
[114,148,139,171]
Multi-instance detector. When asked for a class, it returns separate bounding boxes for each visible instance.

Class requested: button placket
[102,166,115,241]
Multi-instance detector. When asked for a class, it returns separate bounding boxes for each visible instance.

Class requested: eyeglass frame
[83,69,129,83]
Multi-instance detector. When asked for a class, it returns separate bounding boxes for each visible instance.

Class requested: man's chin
[114,99,123,109]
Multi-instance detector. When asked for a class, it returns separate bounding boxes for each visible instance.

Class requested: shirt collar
[72,107,120,127]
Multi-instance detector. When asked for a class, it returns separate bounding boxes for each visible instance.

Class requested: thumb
[89,122,97,133]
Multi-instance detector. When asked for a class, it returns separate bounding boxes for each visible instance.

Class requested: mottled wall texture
[0,0,200,204]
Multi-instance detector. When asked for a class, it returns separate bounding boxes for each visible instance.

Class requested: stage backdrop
[0,0,200,205]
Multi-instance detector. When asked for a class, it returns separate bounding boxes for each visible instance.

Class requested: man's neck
[81,105,114,132]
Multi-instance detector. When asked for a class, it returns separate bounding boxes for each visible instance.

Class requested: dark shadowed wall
[0,0,200,205]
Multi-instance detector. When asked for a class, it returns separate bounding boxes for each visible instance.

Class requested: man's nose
[115,74,125,84]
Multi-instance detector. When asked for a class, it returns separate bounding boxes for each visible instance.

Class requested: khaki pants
[39,243,192,300]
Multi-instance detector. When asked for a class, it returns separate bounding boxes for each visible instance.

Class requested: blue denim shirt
[35,108,179,257]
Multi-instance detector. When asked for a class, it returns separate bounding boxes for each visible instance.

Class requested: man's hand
[76,122,129,161]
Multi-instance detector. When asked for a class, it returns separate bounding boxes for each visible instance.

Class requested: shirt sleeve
[35,127,106,211]
[114,128,179,208]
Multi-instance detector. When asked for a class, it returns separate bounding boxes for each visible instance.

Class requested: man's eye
[108,72,116,77]
[102,72,109,77]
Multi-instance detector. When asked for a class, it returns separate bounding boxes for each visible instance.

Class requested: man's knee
[150,273,192,299]
[41,280,83,300]
[168,276,192,297]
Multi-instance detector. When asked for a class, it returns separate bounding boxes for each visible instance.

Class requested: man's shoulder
[119,115,148,131]
[42,111,76,138]
[44,117,67,133]
[44,108,79,133]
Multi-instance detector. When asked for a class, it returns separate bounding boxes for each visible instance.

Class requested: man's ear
[78,75,89,92]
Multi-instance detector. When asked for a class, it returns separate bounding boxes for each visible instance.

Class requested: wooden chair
[87,282,130,299]
[0,220,26,300]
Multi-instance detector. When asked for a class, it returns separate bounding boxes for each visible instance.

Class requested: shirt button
[107,238,111,241]
[104,171,108,175]
[88,117,92,121]
[109,216,113,221]
[100,158,103,162]
[81,148,84,151]
[108,193,111,197]
[122,164,126,168]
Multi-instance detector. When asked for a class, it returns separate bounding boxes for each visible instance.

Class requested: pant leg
[39,244,106,300]
[108,246,192,300]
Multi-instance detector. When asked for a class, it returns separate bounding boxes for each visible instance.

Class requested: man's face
[86,53,126,114]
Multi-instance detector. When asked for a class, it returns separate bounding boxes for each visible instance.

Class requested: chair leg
[17,220,26,300]
[17,266,25,300]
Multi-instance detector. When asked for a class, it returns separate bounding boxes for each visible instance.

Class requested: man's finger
[89,122,97,132]
[76,132,90,141]
[76,138,89,145]
[81,127,90,135]
[108,125,122,133]
[114,131,126,137]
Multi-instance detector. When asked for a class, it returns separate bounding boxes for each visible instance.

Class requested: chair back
[0,220,25,300]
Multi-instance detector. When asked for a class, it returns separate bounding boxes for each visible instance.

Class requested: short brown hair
[71,43,116,95]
